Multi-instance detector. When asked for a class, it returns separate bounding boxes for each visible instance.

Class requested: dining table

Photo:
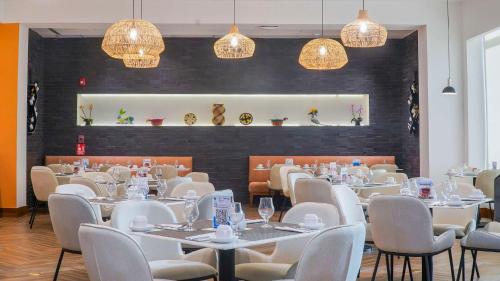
[132,220,321,281]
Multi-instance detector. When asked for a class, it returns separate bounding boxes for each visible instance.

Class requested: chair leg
[371,251,381,281]
[278,196,288,222]
[457,247,465,281]
[29,200,38,229]
[423,256,432,281]
[53,249,64,281]
[385,254,392,281]
[402,256,407,281]
[390,254,394,281]
[448,249,455,281]
[489,202,494,221]
[471,250,480,280]
[408,257,414,281]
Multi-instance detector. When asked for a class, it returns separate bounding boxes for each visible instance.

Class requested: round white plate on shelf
[211,236,238,244]
[299,222,325,230]
[129,224,155,232]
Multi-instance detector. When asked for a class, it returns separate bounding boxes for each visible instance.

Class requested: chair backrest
[170,182,215,198]
[164,165,178,179]
[110,200,182,260]
[48,194,99,251]
[371,172,408,184]
[476,170,500,199]
[348,166,370,175]
[166,176,193,196]
[331,185,367,225]
[31,166,59,201]
[47,164,63,173]
[56,184,97,198]
[78,224,154,281]
[279,166,303,197]
[271,202,340,264]
[107,166,132,182]
[197,193,214,221]
[368,195,435,253]
[433,182,478,230]
[84,171,115,183]
[293,224,366,281]
[371,164,398,173]
[186,172,210,182]
[99,164,112,172]
[268,164,285,191]
[294,178,334,205]
[287,172,313,205]
[70,177,104,196]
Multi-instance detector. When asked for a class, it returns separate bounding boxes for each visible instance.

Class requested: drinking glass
[184,199,199,231]
[106,181,117,199]
[155,168,163,181]
[258,197,275,228]
[157,180,168,199]
[111,167,120,182]
[230,202,245,235]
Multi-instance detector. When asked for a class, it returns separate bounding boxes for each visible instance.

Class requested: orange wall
[0,24,20,208]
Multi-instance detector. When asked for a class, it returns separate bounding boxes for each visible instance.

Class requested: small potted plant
[271,117,288,126]
[351,105,364,126]
[79,103,94,126]
[308,107,321,125]
[117,108,135,124]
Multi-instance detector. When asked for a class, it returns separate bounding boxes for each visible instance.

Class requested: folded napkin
[274,226,314,233]
[185,233,214,242]
[157,224,184,230]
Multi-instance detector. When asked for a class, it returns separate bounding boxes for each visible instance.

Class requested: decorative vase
[84,119,93,126]
[355,120,361,126]
[271,118,288,126]
[147,118,164,126]
[212,104,226,126]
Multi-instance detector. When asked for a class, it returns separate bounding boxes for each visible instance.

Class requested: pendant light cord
[363,0,365,10]
[233,0,236,25]
[321,0,324,37]
[132,0,135,19]
[447,0,451,84]
[141,0,143,19]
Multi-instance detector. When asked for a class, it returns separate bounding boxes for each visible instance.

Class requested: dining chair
[277,166,305,220]
[294,178,334,205]
[348,166,370,175]
[359,172,407,199]
[186,172,210,182]
[166,177,193,196]
[433,182,478,238]
[287,172,313,206]
[236,202,340,281]
[268,164,285,193]
[110,200,217,280]
[457,221,500,281]
[475,169,500,220]
[330,185,372,243]
[48,193,100,281]
[368,195,455,281]
[84,171,127,198]
[70,176,103,196]
[30,166,59,228]
[150,165,168,180]
[99,164,112,172]
[55,184,104,223]
[106,165,132,182]
[197,190,234,221]
[170,182,215,198]
[164,164,179,179]
[78,224,172,281]
[274,223,366,281]
[47,164,63,174]
[370,164,398,173]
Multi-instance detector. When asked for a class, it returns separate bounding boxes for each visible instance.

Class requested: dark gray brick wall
[27,33,419,202]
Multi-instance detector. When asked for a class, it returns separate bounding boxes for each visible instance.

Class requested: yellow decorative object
[102,19,165,60]
[123,53,160,68]
[239,113,253,125]
[341,9,387,48]
[184,113,197,126]
[214,25,255,59]
[299,38,348,70]
[212,104,226,126]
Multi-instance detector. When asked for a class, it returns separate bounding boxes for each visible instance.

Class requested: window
[484,30,500,166]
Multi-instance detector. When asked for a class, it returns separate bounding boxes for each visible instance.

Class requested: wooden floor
[1,207,500,281]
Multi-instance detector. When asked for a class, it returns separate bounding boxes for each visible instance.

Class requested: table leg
[218,249,235,281]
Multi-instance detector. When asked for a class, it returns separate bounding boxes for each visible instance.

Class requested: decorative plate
[239,113,253,125]
[184,113,197,125]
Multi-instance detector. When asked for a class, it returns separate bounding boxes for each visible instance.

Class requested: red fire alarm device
[79,77,87,87]
[76,135,86,155]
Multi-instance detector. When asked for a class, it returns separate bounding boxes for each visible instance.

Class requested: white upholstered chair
[287,172,313,206]
[294,178,334,205]
[164,165,179,179]
[84,171,127,198]
[268,164,285,193]
[370,164,398,173]
[433,182,478,238]
[197,193,215,221]
[348,166,370,175]
[368,196,455,280]
[78,224,172,281]
[47,164,63,173]
[149,165,168,180]
[186,172,210,182]
[48,193,100,281]
[110,200,217,280]
[274,223,366,281]
[170,182,215,198]
[236,202,340,281]
[475,170,500,199]
[359,172,407,199]
[277,166,305,220]
[107,165,132,182]
[70,176,103,196]
[166,177,193,196]
[55,184,104,223]
[30,166,59,228]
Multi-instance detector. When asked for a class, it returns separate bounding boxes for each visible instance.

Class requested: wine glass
[258,197,275,228]
[230,202,245,235]
[184,199,199,231]
[157,180,168,199]
[155,168,163,181]
[106,181,117,199]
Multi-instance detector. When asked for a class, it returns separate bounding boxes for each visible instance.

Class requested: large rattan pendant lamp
[442,0,456,95]
[102,0,164,68]
[214,0,255,59]
[340,0,387,48]
[298,0,348,70]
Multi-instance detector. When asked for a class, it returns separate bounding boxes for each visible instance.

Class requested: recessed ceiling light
[258,25,279,30]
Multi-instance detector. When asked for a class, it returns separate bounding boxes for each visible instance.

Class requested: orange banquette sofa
[248,155,396,205]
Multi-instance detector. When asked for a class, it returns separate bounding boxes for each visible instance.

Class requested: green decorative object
[117,108,135,124]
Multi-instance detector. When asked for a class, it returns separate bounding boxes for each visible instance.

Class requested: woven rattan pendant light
[340,0,387,48]
[102,0,164,68]
[214,0,255,59]
[298,0,348,70]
